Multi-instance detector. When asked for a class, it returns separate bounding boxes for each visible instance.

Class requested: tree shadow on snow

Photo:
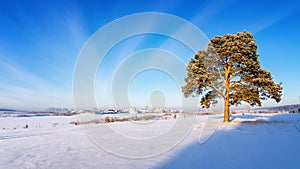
[154,113,300,169]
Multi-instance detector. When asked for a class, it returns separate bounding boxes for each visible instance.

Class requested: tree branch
[209,83,225,98]
[218,68,225,85]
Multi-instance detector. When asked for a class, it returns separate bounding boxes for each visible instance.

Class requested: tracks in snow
[0,127,82,141]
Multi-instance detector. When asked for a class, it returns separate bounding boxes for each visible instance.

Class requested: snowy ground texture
[1,113,300,169]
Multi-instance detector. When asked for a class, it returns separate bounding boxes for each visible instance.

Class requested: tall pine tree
[182,31,282,122]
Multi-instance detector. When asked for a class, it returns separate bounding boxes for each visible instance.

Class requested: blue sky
[0,0,299,111]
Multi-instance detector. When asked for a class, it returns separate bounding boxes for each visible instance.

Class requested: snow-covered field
[1,113,300,169]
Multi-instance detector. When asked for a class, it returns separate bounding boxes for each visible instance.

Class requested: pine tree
[182,31,282,122]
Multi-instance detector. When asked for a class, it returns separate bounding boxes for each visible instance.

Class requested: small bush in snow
[104,117,110,123]
[110,118,115,123]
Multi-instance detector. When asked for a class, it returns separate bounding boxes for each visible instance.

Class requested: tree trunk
[223,67,231,122]
[223,93,230,122]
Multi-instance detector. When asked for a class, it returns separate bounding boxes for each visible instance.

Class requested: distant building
[169,109,179,113]
[128,107,137,114]
[46,107,69,112]
[138,109,151,113]
[152,108,164,113]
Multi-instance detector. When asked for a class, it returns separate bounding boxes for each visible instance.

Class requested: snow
[1,113,300,169]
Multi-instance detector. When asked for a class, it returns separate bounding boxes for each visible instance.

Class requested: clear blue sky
[0,0,299,111]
